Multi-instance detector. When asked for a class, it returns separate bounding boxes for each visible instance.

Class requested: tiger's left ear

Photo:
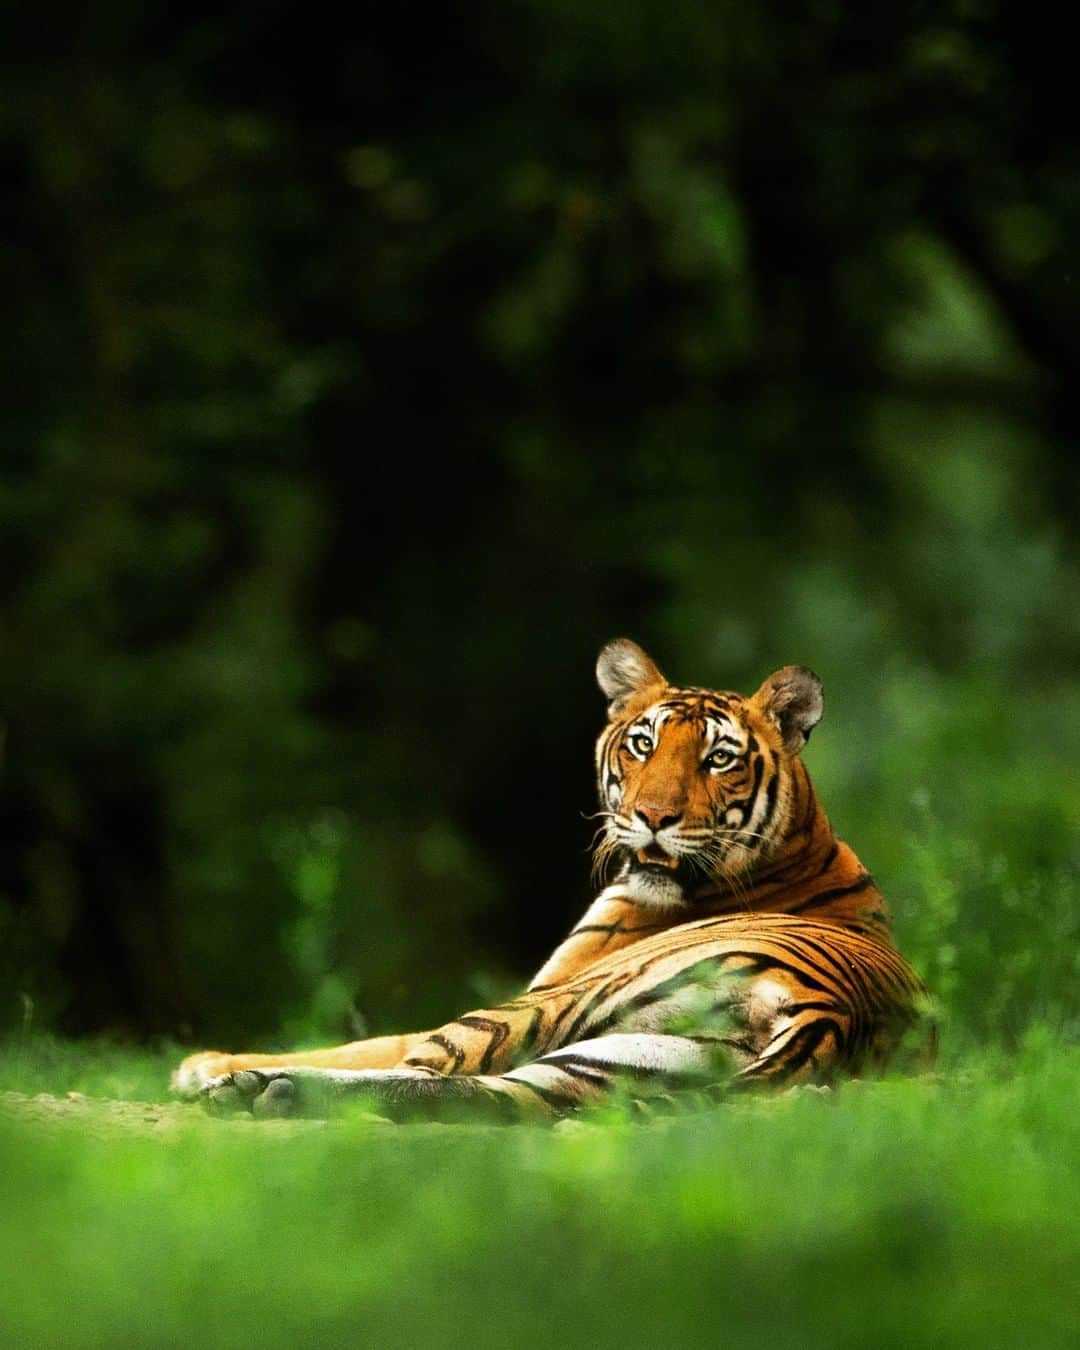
[752,666,823,755]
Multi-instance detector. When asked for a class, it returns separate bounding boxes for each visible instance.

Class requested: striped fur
[175,641,930,1121]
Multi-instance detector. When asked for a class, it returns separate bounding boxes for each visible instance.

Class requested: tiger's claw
[203,1069,300,1119]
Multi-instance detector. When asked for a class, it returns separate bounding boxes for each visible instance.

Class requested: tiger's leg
[172,886,681,1099]
[171,1032,435,1099]
[200,1031,730,1122]
[173,988,558,1098]
[730,986,850,1089]
[171,898,635,1099]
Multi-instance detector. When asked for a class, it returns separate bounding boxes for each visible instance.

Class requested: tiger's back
[510,910,923,1083]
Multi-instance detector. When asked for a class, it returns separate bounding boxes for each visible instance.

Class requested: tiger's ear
[596,639,666,718]
[752,666,823,755]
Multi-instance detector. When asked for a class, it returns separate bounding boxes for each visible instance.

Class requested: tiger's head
[594,639,824,906]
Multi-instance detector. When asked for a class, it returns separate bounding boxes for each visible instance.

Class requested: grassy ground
[1,1034,1077,1350]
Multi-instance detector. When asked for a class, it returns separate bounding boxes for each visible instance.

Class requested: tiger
[172,639,930,1121]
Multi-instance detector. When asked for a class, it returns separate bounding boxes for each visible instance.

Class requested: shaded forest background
[2,2,1078,1049]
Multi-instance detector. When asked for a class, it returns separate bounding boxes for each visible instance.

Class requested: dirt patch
[0,1090,330,1138]
[0,1082,855,1138]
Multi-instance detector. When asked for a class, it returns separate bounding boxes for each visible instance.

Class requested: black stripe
[789,874,875,915]
[579,942,843,1045]
[736,1017,839,1084]
[785,1000,842,1016]
[725,751,764,826]
[776,1018,841,1076]
[547,996,583,1040]
[710,949,833,994]
[560,966,652,1045]
[425,1034,465,1072]
[513,1006,545,1064]
[711,733,741,750]
[748,753,764,816]
[454,1015,511,1074]
[798,766,816,834]
[570,921,665,939]
[763,931,873,1026]
[542,1053,682,1084]
[581,958,727,1039]
[540,1060,612,1085]
[766,930,861,996]
[759,756,780,832]
[508,1075,574,1112]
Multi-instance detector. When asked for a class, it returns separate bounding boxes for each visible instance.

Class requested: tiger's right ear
[596,639,666,718]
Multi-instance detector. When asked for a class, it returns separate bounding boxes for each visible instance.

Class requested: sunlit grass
[1,1036,1077,1350]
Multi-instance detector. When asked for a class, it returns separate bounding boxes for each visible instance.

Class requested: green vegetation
[2,4,1077,1346]
[2,1038,1078,1350]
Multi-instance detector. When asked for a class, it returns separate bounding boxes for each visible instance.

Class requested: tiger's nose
[634,806,683,833]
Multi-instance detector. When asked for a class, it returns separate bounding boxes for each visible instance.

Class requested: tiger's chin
[621,859,690,908]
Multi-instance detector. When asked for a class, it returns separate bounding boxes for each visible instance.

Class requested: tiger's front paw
[172,1051,237,1099]
[203,1069,301,1119]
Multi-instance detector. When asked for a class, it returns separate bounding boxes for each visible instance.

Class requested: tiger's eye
[629,733,653,757]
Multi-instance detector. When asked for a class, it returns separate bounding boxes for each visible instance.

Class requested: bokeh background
[3,3,1078,1054]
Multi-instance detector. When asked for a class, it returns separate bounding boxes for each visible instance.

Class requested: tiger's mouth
[634,844,680,872]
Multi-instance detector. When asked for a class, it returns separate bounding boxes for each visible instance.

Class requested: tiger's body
[174,641,929,1121]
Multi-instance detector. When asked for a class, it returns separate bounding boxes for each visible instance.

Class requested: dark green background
[3,3,1078,1050]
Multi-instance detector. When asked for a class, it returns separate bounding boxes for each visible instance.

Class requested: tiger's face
[594,639,823,906]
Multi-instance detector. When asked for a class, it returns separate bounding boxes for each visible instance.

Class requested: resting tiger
[173,639,930,1121]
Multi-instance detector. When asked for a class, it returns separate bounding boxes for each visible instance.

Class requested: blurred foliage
[1,3,1078,1047]
[1,1040,1079,1349]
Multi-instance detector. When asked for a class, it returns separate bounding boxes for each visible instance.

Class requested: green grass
[1,1035,1077,1350]
[3,697,1076,1350]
